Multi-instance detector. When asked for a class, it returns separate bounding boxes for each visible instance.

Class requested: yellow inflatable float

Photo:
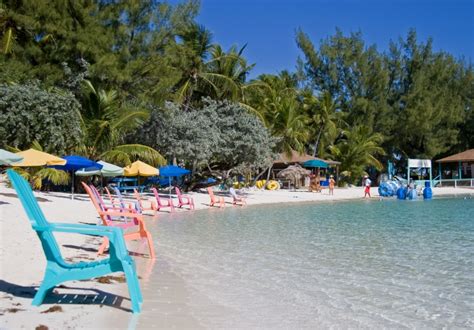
[256,180,266,189]
[266,180,280,190]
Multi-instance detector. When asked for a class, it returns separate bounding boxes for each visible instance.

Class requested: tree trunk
[253,164,272,186]
[312,124,325,157]
[265,163,273,182]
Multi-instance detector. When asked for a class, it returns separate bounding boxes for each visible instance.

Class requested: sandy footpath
[0,182,473,329]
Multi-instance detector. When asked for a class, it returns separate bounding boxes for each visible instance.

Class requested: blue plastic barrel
[407,189,417,200]
[397,187,407,200]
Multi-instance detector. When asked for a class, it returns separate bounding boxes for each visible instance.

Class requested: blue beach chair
[6,169,143,313]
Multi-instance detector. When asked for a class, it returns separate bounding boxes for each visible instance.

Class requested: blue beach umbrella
[159,165,191,177]
[53,155,103,198]
[158,165,191,197]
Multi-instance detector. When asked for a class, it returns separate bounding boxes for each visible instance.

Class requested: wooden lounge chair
[175,187,194,210]
[229,187,247,206]
[133,189,158,216]
[6,169,143,313]
[82,183,155,258]
[207,187,225,208]
[150,187,175,213]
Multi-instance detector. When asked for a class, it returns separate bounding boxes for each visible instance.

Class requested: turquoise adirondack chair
[6,169,143,313]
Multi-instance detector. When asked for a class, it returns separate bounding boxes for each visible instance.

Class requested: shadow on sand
[0,280,133,313]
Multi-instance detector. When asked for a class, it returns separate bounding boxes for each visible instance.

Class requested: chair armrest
[99,210,143,219]
[36,223,130,257]
[35,223,122,238]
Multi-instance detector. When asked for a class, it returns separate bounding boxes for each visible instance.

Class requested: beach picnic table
[109,177,146,193]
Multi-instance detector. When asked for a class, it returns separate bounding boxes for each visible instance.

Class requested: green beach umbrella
[75,160,124,177]
[0,149,24,166]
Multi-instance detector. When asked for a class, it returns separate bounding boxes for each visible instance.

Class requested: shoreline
[1,183,473,328]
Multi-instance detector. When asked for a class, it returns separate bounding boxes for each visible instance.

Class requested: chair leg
[32,276,56,306]
[122,262,142,312]
[98,237,109,256]
[143,231,155,259]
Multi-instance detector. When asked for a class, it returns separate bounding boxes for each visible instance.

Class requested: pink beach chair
[89,184,135,213]
[229,187,247,206]
[133,189,158,216]
[175,187,194,210]
[151,187,175,213]
[207,187,225,208]
[82,183,155,258]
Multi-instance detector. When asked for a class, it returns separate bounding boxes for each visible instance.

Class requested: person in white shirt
[364,175,371,198]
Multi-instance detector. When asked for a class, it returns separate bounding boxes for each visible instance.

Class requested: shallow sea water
[133,197,474,328]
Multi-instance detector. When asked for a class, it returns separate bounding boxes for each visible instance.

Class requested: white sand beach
[1,183,473,329]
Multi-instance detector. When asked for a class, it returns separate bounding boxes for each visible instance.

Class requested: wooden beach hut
[435,149,474,187]
[272,150,341,187]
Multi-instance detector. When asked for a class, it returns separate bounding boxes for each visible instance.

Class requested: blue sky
[193,0,474,78]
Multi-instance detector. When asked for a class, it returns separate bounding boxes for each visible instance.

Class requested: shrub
[0,83,83,154]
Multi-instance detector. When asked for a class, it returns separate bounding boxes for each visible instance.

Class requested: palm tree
[271,96,310,156]
[302,91,346,157]
[206,44,255,101]
[329,125,385,184]
[79,80,165,166]
[244,72,309,156]
[174,24,254,109]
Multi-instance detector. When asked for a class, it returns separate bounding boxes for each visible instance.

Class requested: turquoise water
[140,198,474,328]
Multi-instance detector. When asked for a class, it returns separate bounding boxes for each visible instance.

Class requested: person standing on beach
[329,175,335,195]
[364,175,371,198]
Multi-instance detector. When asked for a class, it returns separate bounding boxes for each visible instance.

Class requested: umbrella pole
[71,171,75,200]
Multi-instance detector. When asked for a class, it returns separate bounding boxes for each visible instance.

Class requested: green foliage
[13,166,70,190]
[301,90,346,158]
[297,28,473,164]
[174,38,254,109]
[1,0,472,181]
[244,72,309,156]
[329,126,385,184]
[137,98,276,174]
[100,144,166,168]
[77,80,165,166]
[0,83,82,154]
[386,30,469,158]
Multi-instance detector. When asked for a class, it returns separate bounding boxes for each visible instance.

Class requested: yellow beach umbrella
[14,149,66,167]
[123,160,159,177]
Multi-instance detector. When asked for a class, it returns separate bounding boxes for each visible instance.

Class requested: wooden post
[439,162,442,186]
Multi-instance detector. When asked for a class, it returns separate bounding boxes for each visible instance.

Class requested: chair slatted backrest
[7,169,49,227]
[207,187,216,202]
[89,185,107,212]
[81,183,114,224]
[6,169,62,261]
[115,187,140,213]
[229,187,238,199]
[175,187,184,203]
[81,183,105,212]
[150,188,162,207]
[133,189,143,208]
